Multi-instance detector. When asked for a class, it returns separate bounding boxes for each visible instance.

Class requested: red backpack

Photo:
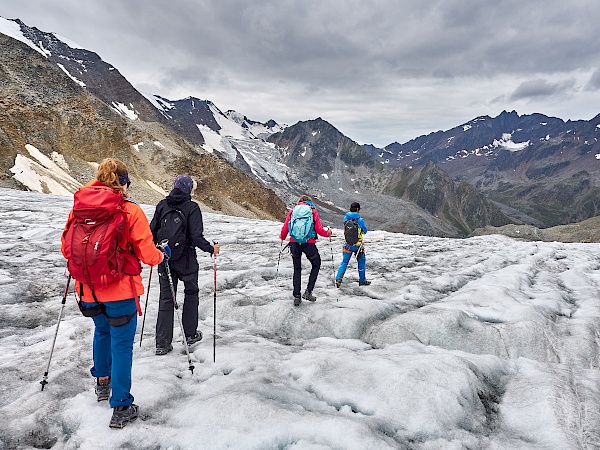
[62,186,141,289]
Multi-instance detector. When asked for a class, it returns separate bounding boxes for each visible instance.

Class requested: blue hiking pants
[82,298,138,408]
[336,244,367,284]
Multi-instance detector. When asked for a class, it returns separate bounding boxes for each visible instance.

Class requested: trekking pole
[329,234,336,287]
[139,266,153,347]
[41,274,71,391]
[213,241,218,363]
[161,253,195,374]
[272,241,289,302]
[329,235,338,302]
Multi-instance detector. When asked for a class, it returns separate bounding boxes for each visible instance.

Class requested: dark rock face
[269,118,374,179]
[14,19,167,125]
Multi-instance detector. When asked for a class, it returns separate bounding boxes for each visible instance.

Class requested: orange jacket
[61,180,163,302]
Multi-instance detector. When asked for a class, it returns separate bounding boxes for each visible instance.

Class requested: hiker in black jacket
[150,175,220,356]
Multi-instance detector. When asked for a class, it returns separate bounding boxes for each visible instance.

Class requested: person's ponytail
[97,158,128,194]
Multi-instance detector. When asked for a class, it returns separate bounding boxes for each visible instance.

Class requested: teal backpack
[289,204,315,243]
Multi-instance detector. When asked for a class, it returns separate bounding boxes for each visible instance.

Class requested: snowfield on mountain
[1,188,600,449]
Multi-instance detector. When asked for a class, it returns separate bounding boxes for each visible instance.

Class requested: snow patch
[56,63,86,87]
[9,144,80,195]
[111,102,138,120]
[493,133,529,152]
[146,180,167,196]
[321,174,329,180]
[0,18,48,57]
[50,152,69,170]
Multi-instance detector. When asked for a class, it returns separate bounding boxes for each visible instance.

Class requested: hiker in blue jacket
[336,202,370,287]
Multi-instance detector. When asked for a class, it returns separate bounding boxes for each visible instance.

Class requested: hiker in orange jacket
[61,158,164,429]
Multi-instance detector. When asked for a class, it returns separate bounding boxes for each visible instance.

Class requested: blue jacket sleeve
[358,218,368,234]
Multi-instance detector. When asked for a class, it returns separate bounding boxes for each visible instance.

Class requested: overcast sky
[4,0,600,146]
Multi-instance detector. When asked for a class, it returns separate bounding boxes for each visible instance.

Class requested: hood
[344,211,361,220]
[166,188,191,207]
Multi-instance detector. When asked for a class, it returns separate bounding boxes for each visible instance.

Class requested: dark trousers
[156,262,200,348]
[290,242,321,297]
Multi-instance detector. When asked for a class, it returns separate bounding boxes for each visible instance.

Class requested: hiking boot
[186,331,203,346]
[95,377,110,402]
[155,345,173,356]
[302,290,316,302]
[335,278,342,288]
[109,404,139,429]
[359,281,371,286]
[293,295,302,307]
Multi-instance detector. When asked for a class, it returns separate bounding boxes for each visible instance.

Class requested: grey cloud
[584,70,600,91]
[3,0,600,145]
[509,79,576,101]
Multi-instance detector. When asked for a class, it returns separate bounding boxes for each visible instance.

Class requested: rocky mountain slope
[383,162,513,235]
[471,215,600,243]
[3,16,598,237]
[370,110,600,227]
[265,119,512,237]
[0,20,286,222]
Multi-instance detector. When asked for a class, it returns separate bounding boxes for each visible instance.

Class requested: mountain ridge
[2,16,599,236]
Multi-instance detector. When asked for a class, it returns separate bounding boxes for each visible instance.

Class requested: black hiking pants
[156,261,200,349]
[290,242,321,297]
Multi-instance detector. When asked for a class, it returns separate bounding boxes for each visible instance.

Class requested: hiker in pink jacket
[280,195,331,306]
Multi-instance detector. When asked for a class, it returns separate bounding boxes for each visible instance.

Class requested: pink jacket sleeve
[280,209,292,240]
[312,208,331,238]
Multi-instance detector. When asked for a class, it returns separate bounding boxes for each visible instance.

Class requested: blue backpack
[289,204,315,243]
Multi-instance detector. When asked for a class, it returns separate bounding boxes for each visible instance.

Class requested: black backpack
[344,218,360,246]
[156,208,188,261]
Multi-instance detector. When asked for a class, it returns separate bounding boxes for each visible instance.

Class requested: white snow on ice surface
[1,188,600,448]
